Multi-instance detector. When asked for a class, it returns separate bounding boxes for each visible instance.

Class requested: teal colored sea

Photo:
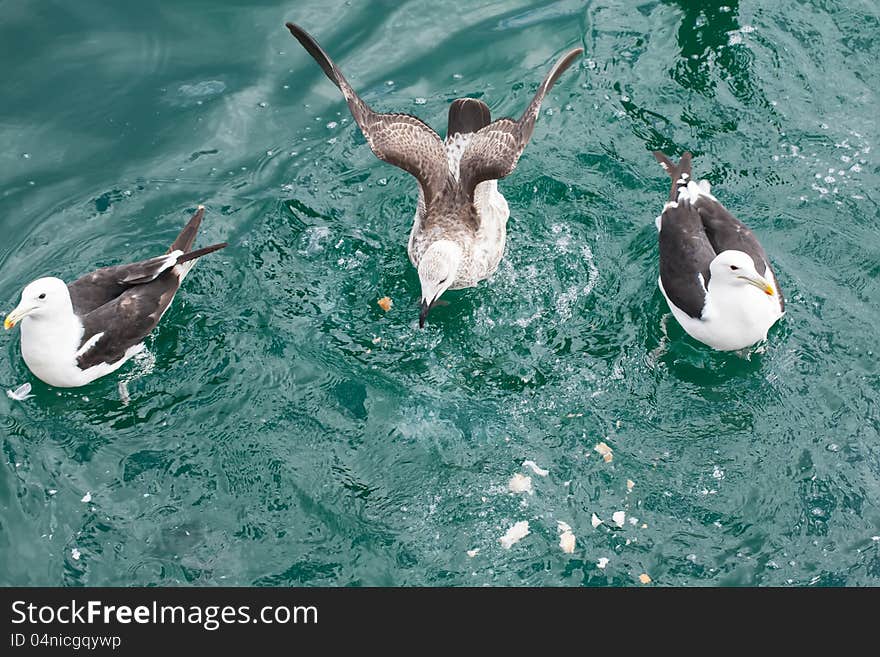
[1,0,878,586]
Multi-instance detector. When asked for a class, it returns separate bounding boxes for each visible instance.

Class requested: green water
[1,0,878,587]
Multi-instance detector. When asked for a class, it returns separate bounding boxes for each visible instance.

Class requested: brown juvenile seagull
[286,22,583,327]
[4,206,227,387]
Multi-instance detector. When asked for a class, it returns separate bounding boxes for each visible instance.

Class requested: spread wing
[457,47,583,199]
[286,22,450,205]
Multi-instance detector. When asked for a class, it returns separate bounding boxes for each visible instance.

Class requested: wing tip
[653,151,695,203]
[285,21,341,90]
[653,151,693,178]
[177,242,228,265]
[544,47,584,92]
[169,205,206,254]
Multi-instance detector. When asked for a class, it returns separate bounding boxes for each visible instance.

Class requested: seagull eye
[38,293,46,299]
[729,265,739,271]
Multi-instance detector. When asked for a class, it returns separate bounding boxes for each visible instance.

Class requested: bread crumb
[639,573,652,584]
[499,521,530,549]
[377,296,393,311]
[594,442,613,463]
[559,531,576,554]
[557,521,576,553]
[508,473,533,495]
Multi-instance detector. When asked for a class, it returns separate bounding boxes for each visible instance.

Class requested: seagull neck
[20,309,85,384]
[21,308,81,343]
[703,280,766,325]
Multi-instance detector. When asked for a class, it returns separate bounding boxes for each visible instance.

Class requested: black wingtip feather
[169,205,205,254]
[653,151,693,177]
[286,22,342,90]
[654,151,693,201]
[177,242,227,264]
[543,47,584,94]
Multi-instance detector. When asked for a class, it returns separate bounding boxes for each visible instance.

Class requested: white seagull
[4,206,227,387]
[286,22,582,327]
[653,151,784,351]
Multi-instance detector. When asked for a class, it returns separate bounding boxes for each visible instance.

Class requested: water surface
[1,0,879,586]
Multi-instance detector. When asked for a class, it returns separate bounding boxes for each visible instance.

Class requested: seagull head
[5,277,71,330]
[417,240,463,328]
[710,251,775,297]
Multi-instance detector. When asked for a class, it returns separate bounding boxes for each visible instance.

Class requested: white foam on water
[522,460,548,476]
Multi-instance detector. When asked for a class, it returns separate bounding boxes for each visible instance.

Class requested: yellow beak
[4,305,32,330]
[739,274,775,296]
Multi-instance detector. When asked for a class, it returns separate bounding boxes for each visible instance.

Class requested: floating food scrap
[594,442,613,463]
[639,573,652,584]
[612,511,626,528]
[626,479,635,492]
[467,549,480,558]
[597,557,609,569]
[508,473,533,495]
[559,532,576,554]
[499,520,530,549]
[377,296,393,311]
[591,513,603,528]
[71,548,81,561]
[557,521,576,554]
[81,492,92,503]
[522,460,548,477]
[6,383,34,401]
[118,381,130,405]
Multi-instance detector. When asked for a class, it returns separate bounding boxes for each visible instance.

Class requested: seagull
[285,22,583,327]
[4,206,227,387]
[652,151,784,351]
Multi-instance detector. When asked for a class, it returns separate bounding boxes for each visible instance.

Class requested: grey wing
[286,22,449,204]
[76,273,180,369]
[458,47,583,199]
[68,252,180,315]
[357,112,450,200]
[695,197,785,311]
[658,202,718,319]
[694,198,769,275]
